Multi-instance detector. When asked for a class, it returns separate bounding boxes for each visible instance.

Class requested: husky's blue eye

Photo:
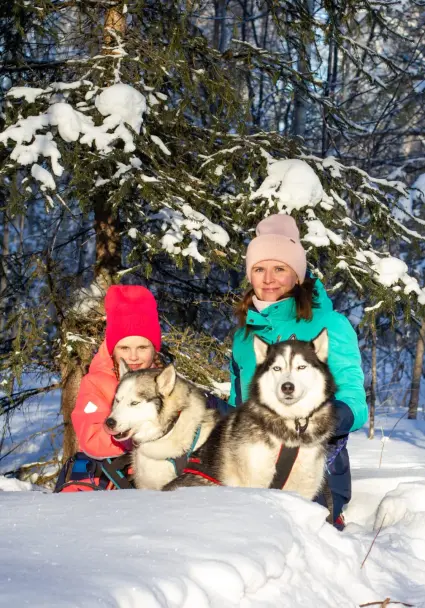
[297,365,306,370]
[272,366,281,372]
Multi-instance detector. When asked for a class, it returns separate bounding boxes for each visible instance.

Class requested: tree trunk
[213,0,227,52]
[369,322,377,439]
[94,5,125,290]
[60,328,96,462]
[321,36,333,155]
[60,363,82,461]
[103,5,126,49]
[292,0,314,138]
[321,11,338,156]
[59,5,126,463]
[0,212,10,334]
[93,194,122,291]
[408,321,425,420]
[255,7,269,127]
[76,217,88,287]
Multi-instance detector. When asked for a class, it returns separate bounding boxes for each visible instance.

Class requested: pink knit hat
[105,285,161,354]
[246,214,306,283]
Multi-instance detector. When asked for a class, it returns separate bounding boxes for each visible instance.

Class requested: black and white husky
[164,330,336,501]
[105,363,219,490]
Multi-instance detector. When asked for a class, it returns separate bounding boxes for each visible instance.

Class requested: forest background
[1,0,425,483]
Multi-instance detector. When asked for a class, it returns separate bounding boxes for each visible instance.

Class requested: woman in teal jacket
[229,213,368,528]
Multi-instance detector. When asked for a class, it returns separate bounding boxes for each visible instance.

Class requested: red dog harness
[183,446,299,489]
[183,457,222,485]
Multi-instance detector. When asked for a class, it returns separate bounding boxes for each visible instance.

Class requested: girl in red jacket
[56,284,161,492]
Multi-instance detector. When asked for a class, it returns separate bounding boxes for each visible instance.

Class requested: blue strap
[167,425,201,475]
[100,457,130,490]
[189,425,201,457]
[168,460,178,476]
[326,436,348,473]
[72,458,91,474]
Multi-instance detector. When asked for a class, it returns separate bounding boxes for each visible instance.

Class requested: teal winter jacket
[228,279,367,433]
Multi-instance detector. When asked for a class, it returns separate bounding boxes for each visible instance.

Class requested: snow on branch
[150,205,229,264]
[243,153,425,310]
[0,82,148,193]
[250,159,323,211]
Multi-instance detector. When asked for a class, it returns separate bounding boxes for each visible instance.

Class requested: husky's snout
[281,382,295,395]
[105,416,116,429]
[104,415,132,440]
[278,374,304,404]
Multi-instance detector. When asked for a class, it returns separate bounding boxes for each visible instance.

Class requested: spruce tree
[1,0,425,478]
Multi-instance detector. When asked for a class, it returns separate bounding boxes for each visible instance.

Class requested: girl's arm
[71,374,129,459]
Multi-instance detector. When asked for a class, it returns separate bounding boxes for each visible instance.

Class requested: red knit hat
[105,285,161,354]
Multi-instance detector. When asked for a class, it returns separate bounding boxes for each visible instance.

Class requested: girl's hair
[113,351,164,380]
[153,351,164,369]
[235,275,318,328]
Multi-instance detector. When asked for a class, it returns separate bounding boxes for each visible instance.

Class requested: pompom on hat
[105,285,161,354]
[246,214,307,283]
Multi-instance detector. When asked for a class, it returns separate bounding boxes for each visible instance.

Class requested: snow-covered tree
[1,0,425,471]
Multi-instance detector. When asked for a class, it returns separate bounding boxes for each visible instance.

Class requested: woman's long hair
[235,275,318,328]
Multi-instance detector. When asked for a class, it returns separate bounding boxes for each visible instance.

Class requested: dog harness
[183,457,223,485]
[54,452,134,492]
[270,446,300,489]
[55,424,203,492]
[166,425,201,476]
[182,415,317,488]
[183,444,300,489]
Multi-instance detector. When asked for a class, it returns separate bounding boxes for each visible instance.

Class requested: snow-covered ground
[347,410,425,527]
[0,386,62,477]
[1,409,425,607]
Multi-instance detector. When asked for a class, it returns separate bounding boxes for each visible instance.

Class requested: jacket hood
[313,278,334,315]
[88,340,116,377]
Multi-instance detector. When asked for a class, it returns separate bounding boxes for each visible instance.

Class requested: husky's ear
[312,328,328,363]
[156,364,176,397]
[253,335,269,364]
[119,358,131,379]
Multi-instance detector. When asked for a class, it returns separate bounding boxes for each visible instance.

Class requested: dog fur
[106,362,219,490]
[164,330,336,501]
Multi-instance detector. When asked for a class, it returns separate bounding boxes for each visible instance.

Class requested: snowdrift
[1,481,425,607]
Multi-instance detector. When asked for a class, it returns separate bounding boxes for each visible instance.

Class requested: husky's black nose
[105,417,116,429]
[281,382,295,395]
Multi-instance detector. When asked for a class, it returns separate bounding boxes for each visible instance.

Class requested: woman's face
[250,260,298,302]
[113,336,155,371]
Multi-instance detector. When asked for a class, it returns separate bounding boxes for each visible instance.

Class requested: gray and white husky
[105,362,219,490]
[164,329,336,501]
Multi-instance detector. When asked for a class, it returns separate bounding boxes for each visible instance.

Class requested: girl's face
[250,260,298,302]
[113,336,155,372]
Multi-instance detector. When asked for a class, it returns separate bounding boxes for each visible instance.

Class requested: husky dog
[164,330,336,501]
[105,362,220,490]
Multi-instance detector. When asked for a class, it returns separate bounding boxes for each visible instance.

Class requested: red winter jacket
[72,340,130,459]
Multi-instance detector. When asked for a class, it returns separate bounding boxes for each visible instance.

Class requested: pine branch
[0,384,60,417]
[0,424,63,464]
[0,59,69,73]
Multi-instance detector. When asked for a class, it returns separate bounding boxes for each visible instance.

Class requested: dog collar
[295,417,309,435]
[132,411,182,448]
